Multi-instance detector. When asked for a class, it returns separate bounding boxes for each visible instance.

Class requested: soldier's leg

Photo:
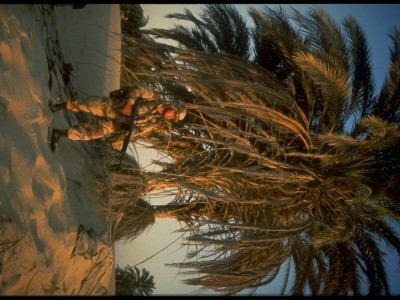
[66,96,116,118]
[67,117,116,141]
[49,129,68,152]
[50,117,116,151]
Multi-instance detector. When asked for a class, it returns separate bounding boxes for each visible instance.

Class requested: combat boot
[49,102,67,112]
[50,129,68,152]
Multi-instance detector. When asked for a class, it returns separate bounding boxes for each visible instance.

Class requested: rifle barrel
[117,100,140,170]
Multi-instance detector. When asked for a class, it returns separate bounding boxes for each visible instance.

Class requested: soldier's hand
[122,127,138,138]
[121,101,133,116]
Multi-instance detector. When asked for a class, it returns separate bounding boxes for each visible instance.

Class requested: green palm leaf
[116,4,400,296]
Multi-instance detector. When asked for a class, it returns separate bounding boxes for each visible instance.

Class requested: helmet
[170,100,186,122]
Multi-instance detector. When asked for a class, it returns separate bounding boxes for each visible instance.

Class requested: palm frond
[373,27,400,124]
[115,4,400,296]
[343,15,376,121]
[292,51,350,132]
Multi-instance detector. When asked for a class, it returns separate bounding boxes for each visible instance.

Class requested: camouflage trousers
[66,96,119,141]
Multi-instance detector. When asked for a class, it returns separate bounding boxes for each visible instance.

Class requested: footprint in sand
[47,204,66,233]
[8,16,22,39]
[0,42,11,73]
[29,219,46,253]
[32,155,63,201]
[31,154,68,238]
[19,32,33,62]
[0,17,10,73]
[0,162,10,185]
[0,16,8,41]
[0,15,34,77]
[0,96,10,112]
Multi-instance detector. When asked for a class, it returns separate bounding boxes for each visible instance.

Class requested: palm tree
[119,4,166,86]
[147,4,251,59]
[111,4,400,296]
[115,265,156,296]
[120,4,149,38]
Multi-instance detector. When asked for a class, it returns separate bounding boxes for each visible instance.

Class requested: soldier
[49,83,186,151]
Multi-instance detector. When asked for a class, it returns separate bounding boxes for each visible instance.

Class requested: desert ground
[0,4,120,295]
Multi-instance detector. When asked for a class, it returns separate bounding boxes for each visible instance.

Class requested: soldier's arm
[121,83,157,116]
[127,83,156,105]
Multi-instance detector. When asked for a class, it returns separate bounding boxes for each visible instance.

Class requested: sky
[115,4,400,296]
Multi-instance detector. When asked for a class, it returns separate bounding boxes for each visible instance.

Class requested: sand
[0,4,120,295]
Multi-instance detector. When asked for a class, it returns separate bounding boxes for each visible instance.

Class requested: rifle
[117,99,140,170]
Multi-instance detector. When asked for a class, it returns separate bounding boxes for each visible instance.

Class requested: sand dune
[0,4,120,295]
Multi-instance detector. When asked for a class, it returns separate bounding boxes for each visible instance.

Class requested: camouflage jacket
[107,83,170,148]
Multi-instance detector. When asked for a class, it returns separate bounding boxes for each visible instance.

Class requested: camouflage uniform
[65,83,168,149]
